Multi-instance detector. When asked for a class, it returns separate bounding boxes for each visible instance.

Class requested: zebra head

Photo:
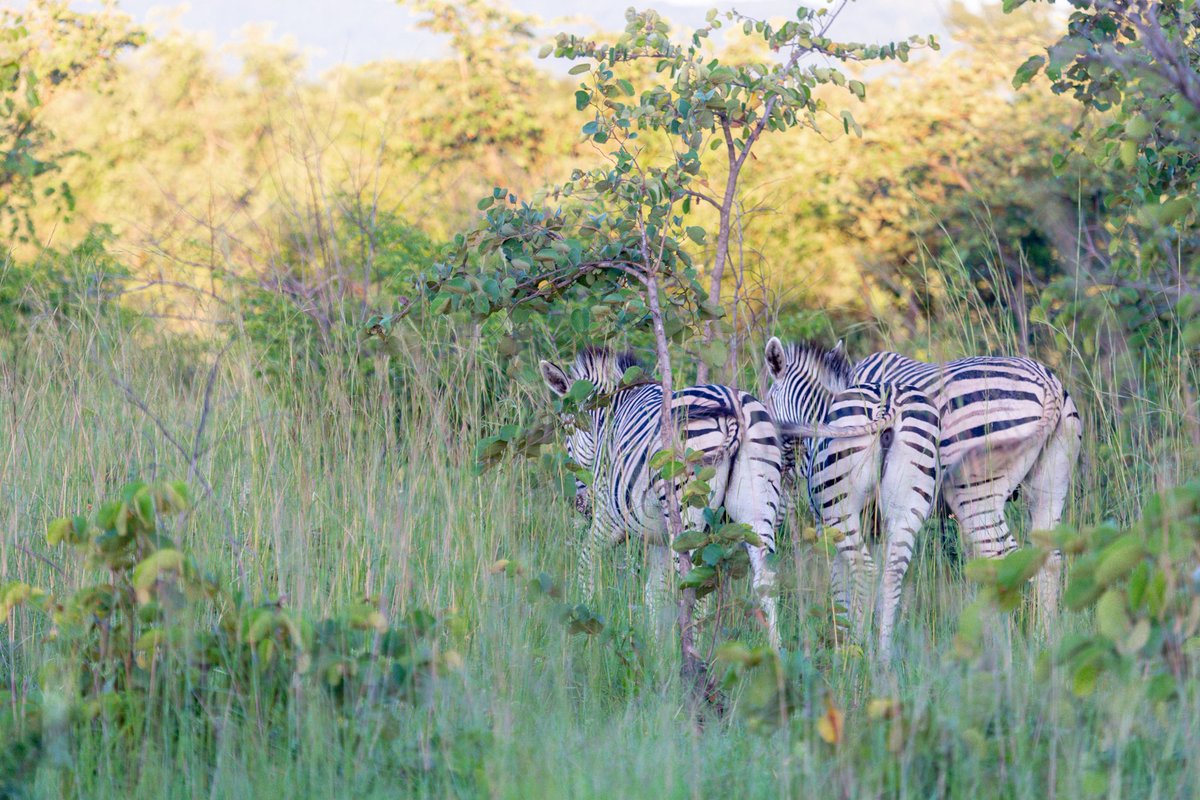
[539,346,645,475]
[763,336,853,433]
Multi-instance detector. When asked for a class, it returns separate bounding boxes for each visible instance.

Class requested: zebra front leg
[576,519,608,603]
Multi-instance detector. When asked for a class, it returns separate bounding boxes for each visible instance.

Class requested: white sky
[65,0,989,75]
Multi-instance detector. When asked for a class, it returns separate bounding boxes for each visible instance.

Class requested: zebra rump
[540,346,787,646]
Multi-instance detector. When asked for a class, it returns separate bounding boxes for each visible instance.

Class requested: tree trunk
[644,270,706,687]
[696,128,741,386]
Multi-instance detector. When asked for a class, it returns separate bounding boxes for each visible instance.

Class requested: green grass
[2,307,1198,799]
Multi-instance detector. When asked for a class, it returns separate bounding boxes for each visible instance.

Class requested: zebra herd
[539,337,1082,658]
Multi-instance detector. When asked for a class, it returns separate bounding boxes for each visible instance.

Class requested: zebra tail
[777,404,899,441]
[670,399,743,464]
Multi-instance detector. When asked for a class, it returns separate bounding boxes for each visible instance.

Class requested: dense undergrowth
[0,264,1196,797]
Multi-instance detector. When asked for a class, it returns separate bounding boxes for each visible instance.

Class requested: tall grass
[2,260,1198,799]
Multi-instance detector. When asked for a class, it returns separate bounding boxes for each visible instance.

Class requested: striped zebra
[540,347,786,646]
[763,338,942,658]
[765,337,1083,655]
[852,347,1083,607]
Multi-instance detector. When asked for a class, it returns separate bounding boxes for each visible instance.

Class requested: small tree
[375,1,932,685]
[1008,0,1200,346]
[0,1,143,245]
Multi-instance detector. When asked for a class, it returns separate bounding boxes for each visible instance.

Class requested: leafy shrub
[0,226,135,341]
[238,210,439,382]
[957,480,1200,700]
[0,479,461,792]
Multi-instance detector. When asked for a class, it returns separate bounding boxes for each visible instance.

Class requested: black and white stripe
[541,347,785,646]
[765,338,1083,654]
[851,348,1083,616]
[763,338,941,657]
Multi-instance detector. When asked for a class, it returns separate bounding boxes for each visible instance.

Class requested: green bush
[1,480,461,793]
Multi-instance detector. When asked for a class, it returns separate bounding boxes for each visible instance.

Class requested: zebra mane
[782,340,853,394]
[570,346,645,393]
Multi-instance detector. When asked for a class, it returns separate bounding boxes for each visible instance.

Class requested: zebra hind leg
[1022,402,1083,627]
[875,400,939,661]
[721,431,782,647]
[833,518,876,649]
[811,431,881,652]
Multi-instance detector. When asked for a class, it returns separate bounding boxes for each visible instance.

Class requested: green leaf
[1012,55,1045,89]
[575,90,589,111]
[47,517,72,546]
[659,461,687,479]
[1120,618,1150,654]
[568,64,591,75]
[648,449,676,470]
[537,44,554,59]
[1071,659,1100,697]
[620,365,645,385]
[1124,115,1152,141]
[1093,534,1143,586]
[995,547,1047,589]
[566,380,594,403]
[1152,198,1192,226]
[848,80,866,99]
[679,565,716,590]
[686,226,706,244]
[132,549,186,600]
[700,543,724,566]
[698,340,728,371]
[1095,589,1130,641]
[840,110,862,137]
[1127,561,1150,609]
[963,557,997,584]
[671,530,708,552]
[1064,574,1103,611]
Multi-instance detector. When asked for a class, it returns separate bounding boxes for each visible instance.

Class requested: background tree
[1010,0,1199,347]
[0,0,142,246]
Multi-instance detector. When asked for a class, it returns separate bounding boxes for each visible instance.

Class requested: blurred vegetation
[1,0,1189,366]
[1,0,1198,796]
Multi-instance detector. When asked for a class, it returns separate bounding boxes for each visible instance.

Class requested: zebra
[763,338,943,658]
[850,346,1083,611]
[539,346,787,647]
[764,337,1083,654]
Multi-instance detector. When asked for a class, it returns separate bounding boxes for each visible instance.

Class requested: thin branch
[683,189,722,210]
[15,544,64,577]
[192,340,235,474]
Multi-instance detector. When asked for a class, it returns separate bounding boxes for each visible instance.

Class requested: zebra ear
[540,360,571,397]
[833,339,845,353]
[764,337,788,380]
